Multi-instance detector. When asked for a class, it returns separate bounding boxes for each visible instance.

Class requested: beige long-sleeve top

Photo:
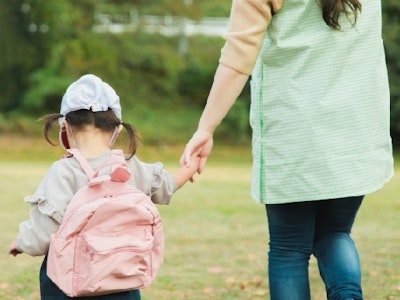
[16,150,176,256]
[220,0,283,74]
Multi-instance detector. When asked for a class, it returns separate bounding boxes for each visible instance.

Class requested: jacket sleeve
[16,195,61,256]
[149,162,177,205]
[16,160,76,256]
[128,156,177,205]
[220,0,283,74]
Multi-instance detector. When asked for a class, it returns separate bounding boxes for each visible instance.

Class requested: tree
[1,1,398,146]
[382,0,400,145]
[0,0,46,111]
[21,0,100,113]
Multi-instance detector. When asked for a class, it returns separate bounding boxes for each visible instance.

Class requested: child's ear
[59,119,68,134]
[113,124,124,140]
[63,122,74,138]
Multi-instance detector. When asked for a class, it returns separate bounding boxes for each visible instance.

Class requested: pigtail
[39,113,63,146]
[120,121,139,160]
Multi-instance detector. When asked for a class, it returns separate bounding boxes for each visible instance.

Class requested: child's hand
[188,153,201,183]
[8,240,22,257]
[175,151,203,188]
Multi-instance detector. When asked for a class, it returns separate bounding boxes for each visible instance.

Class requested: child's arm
[173,154,201,189]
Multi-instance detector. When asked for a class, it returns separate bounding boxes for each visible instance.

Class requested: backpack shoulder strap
[67,148,95,179]
[67,148,130,182]
[107,149,131,182]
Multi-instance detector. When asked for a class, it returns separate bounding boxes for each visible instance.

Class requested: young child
[8,74,200,300]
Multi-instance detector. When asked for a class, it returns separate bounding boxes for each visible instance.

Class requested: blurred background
[1,2,399,299]
[0,0,399,149]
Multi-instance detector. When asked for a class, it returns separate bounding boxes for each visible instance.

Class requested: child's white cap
[60,74,122,120]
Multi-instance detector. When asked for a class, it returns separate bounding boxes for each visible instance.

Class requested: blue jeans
[266,196,364,300]
[40,255,141,300]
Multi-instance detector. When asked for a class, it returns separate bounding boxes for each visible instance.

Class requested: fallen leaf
[240,281,248,290]
[251,276,264,287]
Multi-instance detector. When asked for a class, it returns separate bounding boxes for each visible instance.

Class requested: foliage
[0,0,399,145]
[0,0,46,111]
[0,0,96,112]
[382,0,400,145]
[101,0,231,18]
[112,33,184,108]
[178,36,224,107]
[22,31,120,114]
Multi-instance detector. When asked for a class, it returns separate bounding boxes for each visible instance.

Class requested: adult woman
[180,0,394,299]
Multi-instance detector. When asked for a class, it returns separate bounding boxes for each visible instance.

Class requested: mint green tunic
[250,0,394,203]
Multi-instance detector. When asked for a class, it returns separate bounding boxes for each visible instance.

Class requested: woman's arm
[198,64,250,135]
[180,64,249,172]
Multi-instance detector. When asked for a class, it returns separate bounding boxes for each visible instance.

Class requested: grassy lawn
[0,137,399,299]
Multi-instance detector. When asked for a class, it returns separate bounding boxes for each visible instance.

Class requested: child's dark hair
[40,109,138,159]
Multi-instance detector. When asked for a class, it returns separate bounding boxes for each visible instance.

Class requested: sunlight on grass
[0,149,399,300]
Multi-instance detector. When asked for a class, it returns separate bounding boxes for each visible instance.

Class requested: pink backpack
[47,149,164,297]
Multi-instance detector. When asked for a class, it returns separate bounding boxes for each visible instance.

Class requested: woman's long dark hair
[320,0,362,30]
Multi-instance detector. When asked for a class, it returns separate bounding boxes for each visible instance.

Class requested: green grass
[0,140,399,299]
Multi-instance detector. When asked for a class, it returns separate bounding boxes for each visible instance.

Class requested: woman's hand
[180,130,213,174]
